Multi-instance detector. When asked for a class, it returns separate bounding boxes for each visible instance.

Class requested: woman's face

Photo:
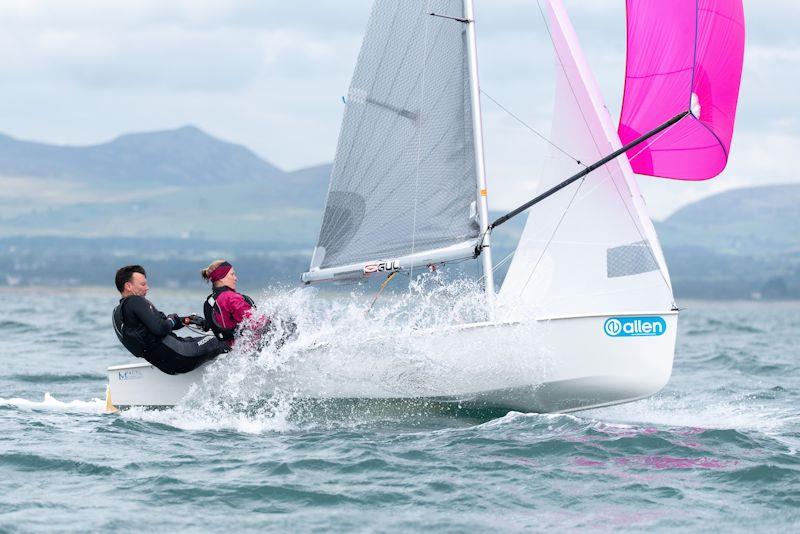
[220,268,237,290]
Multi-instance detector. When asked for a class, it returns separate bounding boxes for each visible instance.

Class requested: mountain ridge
[0,124,284,186]
[1,127,799,298]
[657,184,800,255]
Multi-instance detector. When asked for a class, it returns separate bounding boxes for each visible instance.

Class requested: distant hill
[657,184,800,255]
[0,126,330,244]
[0,128,524,249]
[656,185,800,299]
[0,125,282,185]
[1,126,799,298]
[0,236,309,289]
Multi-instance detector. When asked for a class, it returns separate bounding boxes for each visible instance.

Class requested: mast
[463,0,495,314]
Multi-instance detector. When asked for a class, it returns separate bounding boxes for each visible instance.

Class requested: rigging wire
[476,248,516,283]
[519,176,586,294]
[480,89,585,167]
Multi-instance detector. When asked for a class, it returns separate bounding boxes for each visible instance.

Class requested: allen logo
[363,261,401,275]
[604,316,666,337]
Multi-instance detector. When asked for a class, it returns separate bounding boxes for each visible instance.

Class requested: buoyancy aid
[112,297,159,358]
[203,286,255,341]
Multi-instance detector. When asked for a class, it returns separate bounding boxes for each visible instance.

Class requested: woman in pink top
[201,260,258,345]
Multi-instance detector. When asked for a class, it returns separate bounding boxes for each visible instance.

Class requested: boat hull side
[107,312,677,412]
[107,362,206,407]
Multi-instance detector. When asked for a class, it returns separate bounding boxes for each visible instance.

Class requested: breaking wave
[124,273,547,432]
[0,393,106,414]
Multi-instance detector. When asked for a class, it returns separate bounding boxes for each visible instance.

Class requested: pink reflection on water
[574,457,604,467]
[675,427,706,436]
[574,455,731,470]
[615,455,728,470]
[516,457,541,468]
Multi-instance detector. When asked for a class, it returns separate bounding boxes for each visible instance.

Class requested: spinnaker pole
[490,110,690,231]
[464,0,496,315]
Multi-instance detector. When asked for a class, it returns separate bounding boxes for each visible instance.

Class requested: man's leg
[152,335,229,374]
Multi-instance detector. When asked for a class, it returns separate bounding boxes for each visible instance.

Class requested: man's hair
[115,265,146,292]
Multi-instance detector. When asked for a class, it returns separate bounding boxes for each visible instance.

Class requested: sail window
[606,241,659,279]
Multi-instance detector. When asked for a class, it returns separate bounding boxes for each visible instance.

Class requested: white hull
[107,311,677,413]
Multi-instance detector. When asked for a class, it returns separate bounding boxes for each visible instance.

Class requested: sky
[0,0,797,219]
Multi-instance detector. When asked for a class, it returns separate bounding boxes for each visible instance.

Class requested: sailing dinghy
[107,0,744,411]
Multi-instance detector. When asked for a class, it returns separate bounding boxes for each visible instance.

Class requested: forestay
[500,0,675,318]
[303,0,481,283]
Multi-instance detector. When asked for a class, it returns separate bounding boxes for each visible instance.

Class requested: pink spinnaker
[618,0,745,180]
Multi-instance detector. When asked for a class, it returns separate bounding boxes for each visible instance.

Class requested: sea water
[1,286,798,531]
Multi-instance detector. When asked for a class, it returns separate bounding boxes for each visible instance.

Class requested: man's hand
[167,314,183,329]
[185,314,206,329]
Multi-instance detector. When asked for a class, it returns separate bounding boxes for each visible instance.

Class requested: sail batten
[306,0,481,279]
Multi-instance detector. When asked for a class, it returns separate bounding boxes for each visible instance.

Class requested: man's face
[125,273,148,297]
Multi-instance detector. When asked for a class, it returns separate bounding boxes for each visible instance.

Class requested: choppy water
[1,287,799,531]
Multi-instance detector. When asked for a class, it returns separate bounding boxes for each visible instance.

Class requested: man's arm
[126,296,175,339]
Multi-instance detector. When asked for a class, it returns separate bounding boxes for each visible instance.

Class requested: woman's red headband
[209,262,232,282]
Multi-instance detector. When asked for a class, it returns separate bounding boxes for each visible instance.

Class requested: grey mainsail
[303,0,481,283]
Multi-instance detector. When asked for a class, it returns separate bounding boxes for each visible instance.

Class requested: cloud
[0,2,370,168]
[0,0,795,218]
[0,19,356,92]
[0,0,375,33]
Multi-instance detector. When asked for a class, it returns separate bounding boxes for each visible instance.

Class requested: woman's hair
[201,259,228,283]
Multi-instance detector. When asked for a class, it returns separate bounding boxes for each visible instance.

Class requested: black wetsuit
[112,295,228,375]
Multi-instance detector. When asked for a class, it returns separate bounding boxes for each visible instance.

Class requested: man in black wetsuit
[112,265,228,375]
